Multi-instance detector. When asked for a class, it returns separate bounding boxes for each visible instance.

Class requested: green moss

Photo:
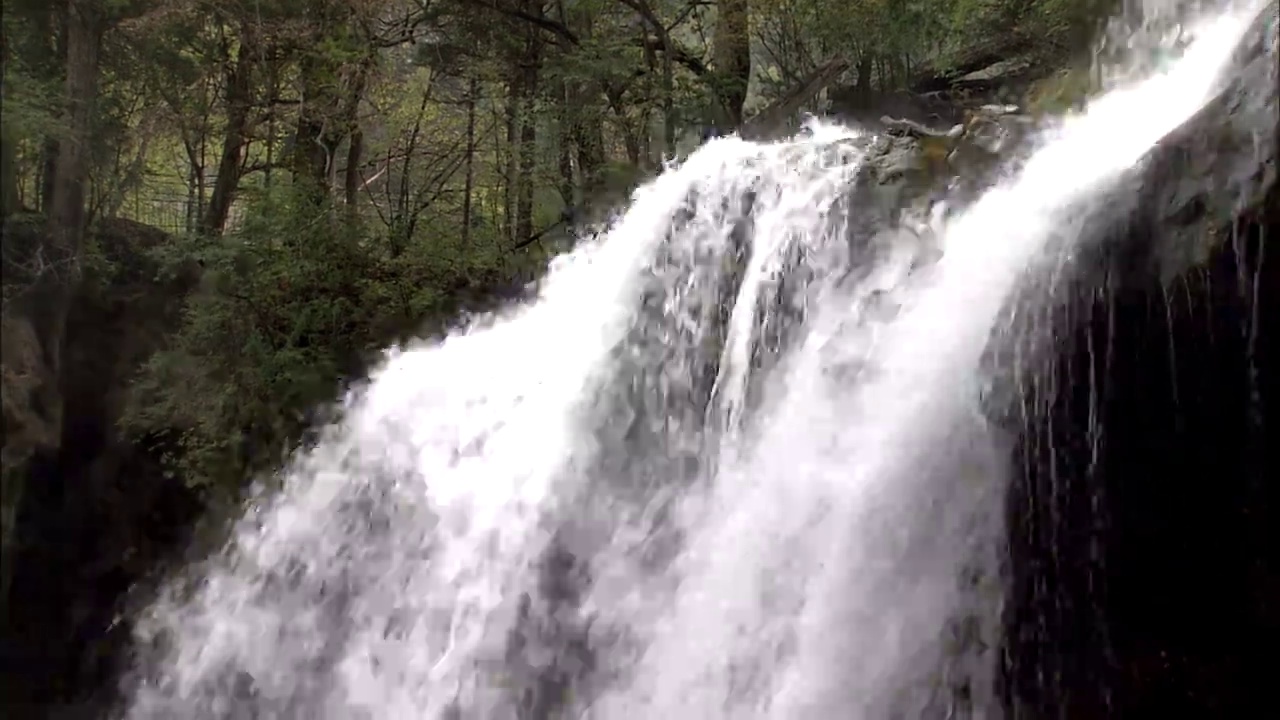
[1024,64,1098,115]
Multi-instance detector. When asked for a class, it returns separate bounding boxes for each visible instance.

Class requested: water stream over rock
[119,2,1277,718]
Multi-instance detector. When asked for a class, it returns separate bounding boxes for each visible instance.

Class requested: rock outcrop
[995,8,1277,716]
[1,216,204,717]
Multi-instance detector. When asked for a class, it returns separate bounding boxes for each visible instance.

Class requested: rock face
[995,10,1277,717]
[834,100,1037,257]
[0,216,204,717]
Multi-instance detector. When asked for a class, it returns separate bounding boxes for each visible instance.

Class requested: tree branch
[472,1,580,44]
[740,57,850,139]
[510,217,565,252]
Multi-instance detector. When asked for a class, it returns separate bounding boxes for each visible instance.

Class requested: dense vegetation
[0,0,1116,713]
[1,0,1106,504]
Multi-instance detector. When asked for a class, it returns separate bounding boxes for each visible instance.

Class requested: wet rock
[1134,5,1277,282]
[994,8,1278,717]
[844,100,1037,233]
[881,115,966,139]
[953,57,1036,90]
[831,88,969,129]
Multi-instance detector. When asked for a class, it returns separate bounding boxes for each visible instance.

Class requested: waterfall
[121,1,1275,718]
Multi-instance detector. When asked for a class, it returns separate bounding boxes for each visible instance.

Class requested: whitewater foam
[121,1,1272,718]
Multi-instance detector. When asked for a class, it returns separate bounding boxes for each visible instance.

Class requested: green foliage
[124,190,356,492]
[0,66,63,142]
[1025,64,1098,114]
[121,179,517,497]
[5,0,1127,507]
[756,0,1117,95]
[2,1,65,207]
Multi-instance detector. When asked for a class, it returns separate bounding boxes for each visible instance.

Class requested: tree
[714,0,750,127]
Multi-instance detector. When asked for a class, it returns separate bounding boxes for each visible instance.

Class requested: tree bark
[340,58,373,214]
[556,79,574,209]
[204,22,256,235]
[713,0,751,128]
[36,3,67,214]
[30,0,101,408]
[514,1,543,247]
[462,76,478,245]
[503,71,520,245]
[0,20,17,217]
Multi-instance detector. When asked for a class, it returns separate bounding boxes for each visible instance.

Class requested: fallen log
[740,57,851,140]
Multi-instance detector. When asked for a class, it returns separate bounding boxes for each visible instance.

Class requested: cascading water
[121,1,1275,718]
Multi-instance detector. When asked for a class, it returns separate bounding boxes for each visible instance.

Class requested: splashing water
[122,1,1274,718]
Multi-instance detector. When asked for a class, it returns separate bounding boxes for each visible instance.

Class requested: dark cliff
[1,216,205,717]
[997,11,1277,716]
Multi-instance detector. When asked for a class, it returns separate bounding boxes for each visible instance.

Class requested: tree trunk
[514,1,543,248]
[265,61,279,188]
[516,110,537,247]
[740,57,850,140]
[0,21,19,217]
[31,0,100,398]
[340,58,373,214]
[203,23,256,236]
[344,129,364,211]
[856,52,873,101]
[713,0,751,128]
[556,82,574,209]
[462,77,478,246]
[503,73,520,245]
[515,59,540,246]
[36,4,66,214]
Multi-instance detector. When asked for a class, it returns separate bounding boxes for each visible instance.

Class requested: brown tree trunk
[515,44,541,246]
[36,4,66,214]
[503,74,520,245]
[0,21,19,217]
[32,0,100,387]
[556,86,574,209]
[856,52,873,101]
[740,57,850,141]
[713,0,751,128]
[341,58,373,214]
[39,140,59,214]
[264,62,279,189]
[513,1,543,248]
[203,23,256,236]
[344,130,363,211]
[462,77,478,246]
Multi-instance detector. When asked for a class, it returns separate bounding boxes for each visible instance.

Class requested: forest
[1,0,1114,713]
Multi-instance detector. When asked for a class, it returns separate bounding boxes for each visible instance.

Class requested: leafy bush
[122,184,513,498]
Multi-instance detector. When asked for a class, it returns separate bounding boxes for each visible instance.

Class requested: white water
[123,2,1271,718]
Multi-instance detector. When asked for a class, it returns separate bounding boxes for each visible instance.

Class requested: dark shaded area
[1,218,206,718]
[2,436,206,717]
[999,135,1276,720]
[998,11,1276,714]
[0,216,541,718]
[1001,192,1276,718]
[3,6,1272,716]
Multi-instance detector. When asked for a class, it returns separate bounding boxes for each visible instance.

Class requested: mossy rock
[1024,63,1097,115]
